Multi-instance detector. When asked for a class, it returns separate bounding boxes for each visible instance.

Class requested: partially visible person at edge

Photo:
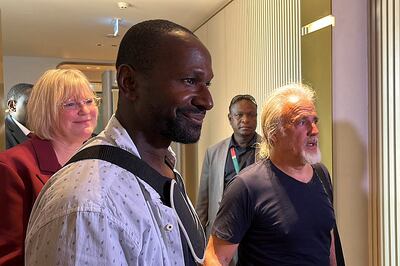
[0,69,99,266]
[25,20,213,265]
[5,83,33,149]
[204,84,344,266]
[196,94,261,239]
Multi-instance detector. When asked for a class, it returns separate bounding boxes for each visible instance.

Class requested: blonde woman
[0,69,99,265]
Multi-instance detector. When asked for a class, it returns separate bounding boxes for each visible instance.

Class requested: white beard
[302,147,321,165]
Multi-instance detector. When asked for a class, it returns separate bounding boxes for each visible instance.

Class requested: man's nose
[193,85,213,111]
[310,122,319,135]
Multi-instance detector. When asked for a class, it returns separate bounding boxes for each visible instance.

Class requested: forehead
[231,99,257,112]
[283,98,317,120]
[63,86,94,101]
[155,32,212,72]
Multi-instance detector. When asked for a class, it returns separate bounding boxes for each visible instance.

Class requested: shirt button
[164,224,173,232]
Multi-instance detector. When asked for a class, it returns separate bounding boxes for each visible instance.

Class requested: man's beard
[302,146,321,165]
[161,109,204,144]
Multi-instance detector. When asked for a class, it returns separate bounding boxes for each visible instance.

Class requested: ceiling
[1,0,231,62]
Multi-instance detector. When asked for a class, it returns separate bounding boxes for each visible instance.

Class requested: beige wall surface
[332,0,369,265]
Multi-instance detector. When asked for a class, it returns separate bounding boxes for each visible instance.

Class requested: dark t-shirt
[212,159,335,266]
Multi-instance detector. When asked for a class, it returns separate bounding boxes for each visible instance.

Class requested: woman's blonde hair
[27,69,95,140]
[259,83,316,158]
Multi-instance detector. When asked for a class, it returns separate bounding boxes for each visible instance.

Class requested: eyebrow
[292,114,318,121]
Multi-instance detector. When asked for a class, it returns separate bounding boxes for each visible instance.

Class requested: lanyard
[230,147,240,174]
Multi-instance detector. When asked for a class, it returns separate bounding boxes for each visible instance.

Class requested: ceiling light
[117,2,129,9]
[107,18,121,38]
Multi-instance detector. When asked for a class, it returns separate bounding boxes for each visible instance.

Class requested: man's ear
[117,64,137,101]
[7,99,16,112]
[228,113,233,122]
[270,134,276,144]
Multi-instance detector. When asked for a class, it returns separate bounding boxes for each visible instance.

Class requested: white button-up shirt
[26,116,187,266]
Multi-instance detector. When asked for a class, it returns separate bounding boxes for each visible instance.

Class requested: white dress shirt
[25,115,188,266]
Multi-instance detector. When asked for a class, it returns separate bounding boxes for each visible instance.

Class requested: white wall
[332,0,369,265]
[4,56,64,93]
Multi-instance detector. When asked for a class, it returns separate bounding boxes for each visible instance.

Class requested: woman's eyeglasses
[61,97,102,110]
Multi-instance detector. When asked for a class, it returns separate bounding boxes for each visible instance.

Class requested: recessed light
[96,43,103,47]
[111,44,118,47]
[117,2,129,9]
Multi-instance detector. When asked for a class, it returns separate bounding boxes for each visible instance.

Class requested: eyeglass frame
[61,97,102,110]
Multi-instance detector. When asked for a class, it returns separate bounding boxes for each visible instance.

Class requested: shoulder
[28,159,129,232]
[237,159,273,182]
[5,115,15,127]
[207,137,230,153]
[0,139,35,165]
[312,162,331,180]
[227,159,274,192]
[30,142,148,225]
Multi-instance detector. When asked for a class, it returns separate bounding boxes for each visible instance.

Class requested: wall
[369,0,400,265]
[301,0,333,173]
[195,0,301,203]
[3,56,112,95]
[332,0,369,265]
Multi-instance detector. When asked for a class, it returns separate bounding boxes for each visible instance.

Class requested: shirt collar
[12,117,31,136]
[229,133,258,149]
[101,115,177,169]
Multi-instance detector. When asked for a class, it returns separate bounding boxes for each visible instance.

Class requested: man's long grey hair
[259,83,316,158]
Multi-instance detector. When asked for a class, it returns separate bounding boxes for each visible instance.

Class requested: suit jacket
[5,115,29,149]
[0,136,61,266]
[196,134,262,237]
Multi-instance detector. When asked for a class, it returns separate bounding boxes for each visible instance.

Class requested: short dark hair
[116,19,195,72]
[6,83,33,102]
[229,94,257,112]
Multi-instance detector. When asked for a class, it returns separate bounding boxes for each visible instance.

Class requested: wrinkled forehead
[282,97,317,120]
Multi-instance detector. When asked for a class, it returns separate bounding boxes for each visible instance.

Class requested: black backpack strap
[314,163,346,266]
[66,144,206,263]
[314,163,333,202]
[66,145,171,205]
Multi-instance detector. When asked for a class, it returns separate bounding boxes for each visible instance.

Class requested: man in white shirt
[25,19,214,265]
[5,83,33,149]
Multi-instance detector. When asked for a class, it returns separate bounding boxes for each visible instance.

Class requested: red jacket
[0,136,61,266]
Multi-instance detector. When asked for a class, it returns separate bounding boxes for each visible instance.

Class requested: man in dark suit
[5,83,33,149]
